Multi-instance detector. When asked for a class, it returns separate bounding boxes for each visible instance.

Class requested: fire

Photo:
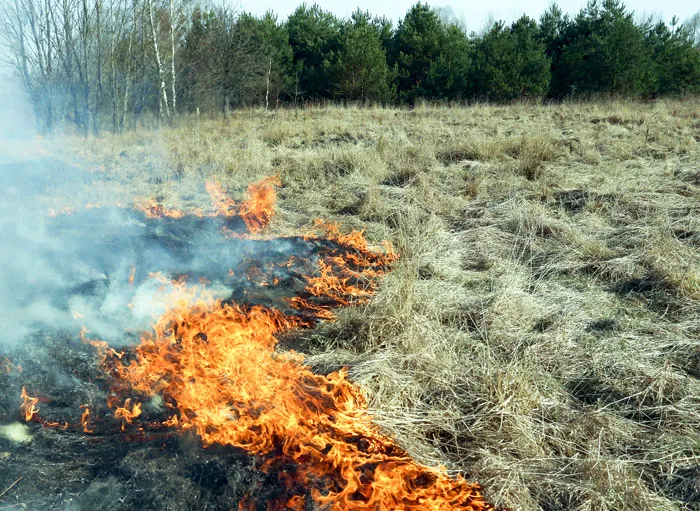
[22,175,495,509]
[205,179,236,216]
[133,199,186,219]
[81,327,124,364]
[81,405,93,434]
[130,177,280,233]
[205,176,281,232]
[20,387,39,422]
[237,176,281,232]
[98,285,493,510]
[0,356,18,374]
[129,266,136,287]
[114,398,142,431]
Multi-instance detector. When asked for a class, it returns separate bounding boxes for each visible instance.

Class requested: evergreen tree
[235,12,293,107]
[473,17,550,101]
[645,19,700,95]
[392,3,471,103]
[286,4,342,100]
[429,23,471,100]
[336,11,395,102]
[391,2,444,103]
[551,0,650,97]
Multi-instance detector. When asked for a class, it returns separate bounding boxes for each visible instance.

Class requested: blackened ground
[0,338,270,511]
[1,203,351,345]
[0,205,369,510]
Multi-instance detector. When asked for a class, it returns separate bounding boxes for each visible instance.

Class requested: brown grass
[50,99,700,511]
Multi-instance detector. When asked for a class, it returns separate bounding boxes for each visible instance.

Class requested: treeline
[1,0,700,133]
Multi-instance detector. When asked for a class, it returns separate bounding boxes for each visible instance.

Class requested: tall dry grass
[56,99,700,511]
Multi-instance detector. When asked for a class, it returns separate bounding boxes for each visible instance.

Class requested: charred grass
[59,100,700,511]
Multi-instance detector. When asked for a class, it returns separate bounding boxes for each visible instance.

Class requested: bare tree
[168,0,176,115]
[147,0,169,119]
[686,12,700,47]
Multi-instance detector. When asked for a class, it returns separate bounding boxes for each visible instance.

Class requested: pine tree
[336,11,394,102]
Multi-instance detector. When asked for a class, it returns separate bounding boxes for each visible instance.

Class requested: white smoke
[0,67,189,349]
[0,68,36,160]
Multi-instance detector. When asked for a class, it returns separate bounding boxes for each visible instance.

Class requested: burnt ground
[0,191,365,510]
[0,334,273,511]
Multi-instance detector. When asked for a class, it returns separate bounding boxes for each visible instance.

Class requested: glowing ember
[133,199,186,219]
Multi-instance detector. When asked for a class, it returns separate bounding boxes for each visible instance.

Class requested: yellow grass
[54,99,700,511]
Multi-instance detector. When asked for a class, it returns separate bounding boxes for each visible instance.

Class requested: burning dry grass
[31,99,700,510]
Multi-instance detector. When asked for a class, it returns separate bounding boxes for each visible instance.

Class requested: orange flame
[205,179,237,216]
[81,405,93,433]
[205,177,281,232]
[34,176,493,509]
[20,387,39,422]
[0,356,17,374]
[114,398,142,431]
[81,327,124,364]
[129,266,136,287]
[133,199,185,219]
[101,288,492,510]
[238,176,281,233]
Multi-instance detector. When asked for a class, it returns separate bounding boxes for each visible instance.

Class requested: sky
[239,0,699,30]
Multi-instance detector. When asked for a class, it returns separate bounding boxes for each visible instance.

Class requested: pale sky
[239,0,699,30]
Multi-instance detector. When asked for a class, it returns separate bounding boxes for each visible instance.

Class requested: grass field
[56,100,700,510]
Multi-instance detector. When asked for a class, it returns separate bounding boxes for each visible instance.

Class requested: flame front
[104,292,494,510]
[25,175,496,510]
[97,217,492,509]
[131,177,279,235]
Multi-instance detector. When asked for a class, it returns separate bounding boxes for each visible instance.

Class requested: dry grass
[56,99,700,511]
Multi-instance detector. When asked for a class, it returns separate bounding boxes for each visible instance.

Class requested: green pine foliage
[4,0,700,131]
[177,1,700,107]
[473,17,550,101]
[286,4,343,100]
[391,3,445,103]
[335,11,395,103]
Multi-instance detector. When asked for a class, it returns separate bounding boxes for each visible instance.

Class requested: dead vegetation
[59,99,700,511]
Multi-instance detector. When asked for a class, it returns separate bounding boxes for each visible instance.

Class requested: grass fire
[1,171,494,510]
[1,101,700,511]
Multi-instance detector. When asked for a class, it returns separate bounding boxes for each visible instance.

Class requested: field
[50,100,700,510]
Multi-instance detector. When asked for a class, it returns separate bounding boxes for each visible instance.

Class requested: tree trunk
[119,0,136,132]
[265,54,271,111]
[147,0,170,120]
[94,0,103,135]
[169,0,176,116]
[80,0,91,136]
